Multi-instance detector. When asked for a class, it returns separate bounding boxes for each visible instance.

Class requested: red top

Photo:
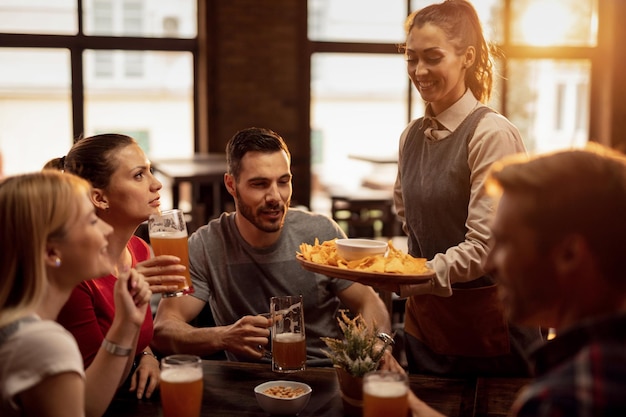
[57,235,153,368]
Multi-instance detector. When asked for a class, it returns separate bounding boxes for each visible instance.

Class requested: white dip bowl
[335,238,388,261]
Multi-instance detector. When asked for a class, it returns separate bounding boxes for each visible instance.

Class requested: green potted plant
[321,310,394,417]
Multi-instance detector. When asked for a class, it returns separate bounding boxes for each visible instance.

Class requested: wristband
[377,332,395,346]
[141,351,158,360]
[101,339,132,357]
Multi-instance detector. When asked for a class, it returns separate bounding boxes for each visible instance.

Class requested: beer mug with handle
[270,295,306,373]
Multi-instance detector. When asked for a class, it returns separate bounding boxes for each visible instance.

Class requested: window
[505,59,591,153]
[556,83,566,131]
[93,0,113,34]
[94,51,114,78]
[123,0,143,35]
[0,1,77,35]
[311,53,412,191]
[510,0,597,47]
[309,0,598,191]
[0,48,73,174]
[0,0,197,177]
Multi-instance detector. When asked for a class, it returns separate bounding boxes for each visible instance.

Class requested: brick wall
[203,0,311,207]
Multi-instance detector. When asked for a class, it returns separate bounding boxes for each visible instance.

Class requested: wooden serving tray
[296,254,434,285]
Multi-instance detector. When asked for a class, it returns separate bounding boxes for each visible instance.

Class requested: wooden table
[104,360,529,417]
[151,154,228,232]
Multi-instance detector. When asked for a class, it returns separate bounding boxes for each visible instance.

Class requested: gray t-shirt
[189,208,352,364]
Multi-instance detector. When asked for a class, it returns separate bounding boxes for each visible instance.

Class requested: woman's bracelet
[101,339,133,357]
[140,351,158,361]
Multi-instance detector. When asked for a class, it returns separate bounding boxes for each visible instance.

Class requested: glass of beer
[363,370,409,417]
[160,354,203,417]
[270,295,306,373]
[148,208,194,297]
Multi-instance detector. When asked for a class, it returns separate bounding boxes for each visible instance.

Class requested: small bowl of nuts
[254,380,312,415]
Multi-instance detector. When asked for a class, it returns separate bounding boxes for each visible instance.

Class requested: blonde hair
[0,170,91,327]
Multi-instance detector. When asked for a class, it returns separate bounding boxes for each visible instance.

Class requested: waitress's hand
[134,255,186,294]
[130,352,160,399]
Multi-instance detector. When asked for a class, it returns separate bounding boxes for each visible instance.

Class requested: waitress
[393,0,543,376]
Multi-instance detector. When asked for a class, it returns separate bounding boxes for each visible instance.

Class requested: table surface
[104,360,530,417]
[348,153,398,164]
[151,154,228,182]
[151,154,229,230]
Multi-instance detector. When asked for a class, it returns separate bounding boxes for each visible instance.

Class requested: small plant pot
[335,366,363,417]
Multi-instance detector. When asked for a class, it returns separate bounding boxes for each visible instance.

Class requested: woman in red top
[49,134,186,400]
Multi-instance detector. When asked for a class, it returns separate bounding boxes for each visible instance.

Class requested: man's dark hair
[226,127,291,180]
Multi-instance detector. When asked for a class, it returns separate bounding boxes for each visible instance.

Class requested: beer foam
[161,367,203,383]
[363,380,407,398]
[150,231,187,239]
[274,332,305,343]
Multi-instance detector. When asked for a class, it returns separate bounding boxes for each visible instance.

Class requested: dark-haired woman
[391,0,543,376]
[47,134,185,399]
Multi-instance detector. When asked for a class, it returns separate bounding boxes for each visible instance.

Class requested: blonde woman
[0,171,151,417]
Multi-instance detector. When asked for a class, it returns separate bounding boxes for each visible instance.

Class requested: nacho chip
[298,238,429,275]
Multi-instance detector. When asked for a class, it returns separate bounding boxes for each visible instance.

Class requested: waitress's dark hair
[402,0,498,102]
[45,134,136,189]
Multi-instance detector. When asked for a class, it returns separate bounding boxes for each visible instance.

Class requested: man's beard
[235,189,288,233]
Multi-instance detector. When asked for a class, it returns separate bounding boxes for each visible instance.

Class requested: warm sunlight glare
[519,1,573,46]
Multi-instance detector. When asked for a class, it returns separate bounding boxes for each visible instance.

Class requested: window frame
[0,0,201,148]
[309,0,599,131]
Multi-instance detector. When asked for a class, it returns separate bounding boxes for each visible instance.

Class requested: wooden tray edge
[296,254,434,285]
